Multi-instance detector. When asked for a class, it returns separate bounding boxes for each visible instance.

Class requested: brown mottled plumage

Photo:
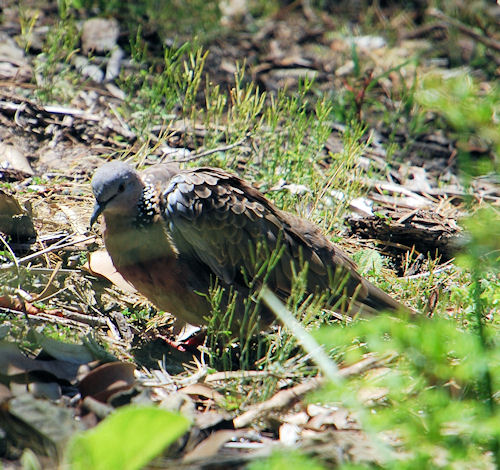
[90,161,410,329]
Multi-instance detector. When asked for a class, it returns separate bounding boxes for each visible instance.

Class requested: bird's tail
[352,279,416,317]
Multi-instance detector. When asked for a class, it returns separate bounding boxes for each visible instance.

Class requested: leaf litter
[0,1,498,468]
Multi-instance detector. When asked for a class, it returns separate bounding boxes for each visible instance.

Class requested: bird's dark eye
[118,183,125,193]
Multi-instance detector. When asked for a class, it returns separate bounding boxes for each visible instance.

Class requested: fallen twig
[429,8,500,54]
[167,137,248,163]
[403,263,455,280]
[0,234,95,269]
[233,355,383,429]
[0,308,95,330]
[205,369,297,382]
[0,233,20,278]
[32,261,63,301]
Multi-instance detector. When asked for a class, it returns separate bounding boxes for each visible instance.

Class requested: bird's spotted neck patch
[134,183,159,228]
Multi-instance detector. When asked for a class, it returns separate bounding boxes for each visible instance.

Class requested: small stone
[81,18,119,55]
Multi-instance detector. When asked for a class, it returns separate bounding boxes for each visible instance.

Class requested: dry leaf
[79,361,136,403]
[183,430,241,462]
[0,142,34,175]
[179,383,226,406]
[0,190,36,241]
[84,250,136,293]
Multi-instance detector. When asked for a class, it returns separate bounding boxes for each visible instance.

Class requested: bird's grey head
[90,161,144,227]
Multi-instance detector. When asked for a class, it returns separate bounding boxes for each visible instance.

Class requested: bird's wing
[141,162,181,187]
[160,167,367,302]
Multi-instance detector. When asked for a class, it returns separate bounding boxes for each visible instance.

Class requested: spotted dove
[90,161,410,330]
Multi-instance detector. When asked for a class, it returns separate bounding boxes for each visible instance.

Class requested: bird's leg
[158,325,206,352]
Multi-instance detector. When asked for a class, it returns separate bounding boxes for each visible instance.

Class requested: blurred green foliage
[314,312,499,468]
[67,406,190,470]
[416,71,499,176]
[249,450,327,470]
[62,0,221,40]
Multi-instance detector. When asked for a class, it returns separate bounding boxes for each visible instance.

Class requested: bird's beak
[90,201,104,228]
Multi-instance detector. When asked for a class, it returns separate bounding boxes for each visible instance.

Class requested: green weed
[416,70,499,176]
[33,14,80,102]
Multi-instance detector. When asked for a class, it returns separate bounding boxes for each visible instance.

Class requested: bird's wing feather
[160,168,368,303]
[162,168,286,287]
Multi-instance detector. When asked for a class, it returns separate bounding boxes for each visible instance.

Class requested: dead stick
[233,355,381,429]
[168,138,248,164]
[429,8,500,53]
[0,235,95,269]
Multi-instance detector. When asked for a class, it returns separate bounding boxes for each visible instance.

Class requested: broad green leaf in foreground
[67,406,190,470]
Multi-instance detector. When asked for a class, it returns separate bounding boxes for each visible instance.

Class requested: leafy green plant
[203,240,288,373]
[18,5,40,52]
[250,204,499,469]
[226,64,267,140]
[64,0,221,42]
[121,307,153,323]
[314,313,498,468]
[351,248,384,276]
[415,70,499,176]
[33,14,80,102]
[120,38,189,132]
[67,406,190,470]
[308,208,500,468]
[259,78,324,191]
[202,239,328,386]
[119,37,209,136]
[249,449,327,470]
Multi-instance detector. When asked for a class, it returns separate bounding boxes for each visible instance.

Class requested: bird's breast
[102,220,210,325]
[116,255,210,325]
